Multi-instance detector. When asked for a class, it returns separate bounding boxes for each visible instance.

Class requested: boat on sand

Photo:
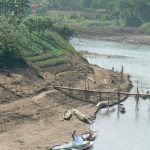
[63,110,72,120]
[72,109,89,123]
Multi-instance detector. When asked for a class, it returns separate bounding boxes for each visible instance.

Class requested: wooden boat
[50,142,93,150]
[119,104,125,113]
[81,131,98,141]
[96,101,108,108]
[72,109,89,123]
[72,141,93,150]
[63,110,72,120]
[50,136,93,150]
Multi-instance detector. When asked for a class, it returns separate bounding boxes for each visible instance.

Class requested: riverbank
[0,64,132,150]
[73,26,150,45]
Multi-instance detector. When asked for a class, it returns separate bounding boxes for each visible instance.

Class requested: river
[70,38,150,150]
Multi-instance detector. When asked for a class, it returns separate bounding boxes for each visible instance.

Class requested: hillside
[25,31,90,74]
[0,19,90,74]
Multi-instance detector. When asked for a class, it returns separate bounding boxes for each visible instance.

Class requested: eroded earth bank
[0,62,132,150]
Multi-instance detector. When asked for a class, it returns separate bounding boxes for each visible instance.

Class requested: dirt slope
[0,65,131,150]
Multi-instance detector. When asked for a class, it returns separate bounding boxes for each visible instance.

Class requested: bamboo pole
[54,85,150,96]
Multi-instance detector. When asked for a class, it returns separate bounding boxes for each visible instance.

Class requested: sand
[0,65,131,150]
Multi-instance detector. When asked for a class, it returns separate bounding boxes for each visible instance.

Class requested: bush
[53,25,74,40]
[0,51,27,67]
[140,22,150,34]
[0,16,30,67]
[125,16,142,27]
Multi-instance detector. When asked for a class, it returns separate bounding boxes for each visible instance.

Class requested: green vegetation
[49,0,150,27]
[140,22,150,34]
[29,0,150,28]
[0,0,30,17]
[26,31,80,72]
[0,0,89,73]
[0,16,29,67]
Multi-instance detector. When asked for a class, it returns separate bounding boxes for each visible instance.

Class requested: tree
[118,0,150,26]
[83,0,92,8]
[0,16,29,66]
[0,0,30,17]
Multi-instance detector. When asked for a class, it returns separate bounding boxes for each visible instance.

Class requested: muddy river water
[71,38,150,150]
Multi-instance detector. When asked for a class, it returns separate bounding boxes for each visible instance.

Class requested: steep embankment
[0,28,93,131]
[25,31,91,74]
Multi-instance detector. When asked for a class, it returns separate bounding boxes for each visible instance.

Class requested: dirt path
[0,88,95,150]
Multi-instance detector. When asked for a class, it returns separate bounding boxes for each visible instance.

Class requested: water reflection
[99,108,116,117]
[117,108,120,120]
[71,38,150,150]
[135,104,140,120]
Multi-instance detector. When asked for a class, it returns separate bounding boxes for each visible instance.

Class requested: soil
[0,64,131,150]
[73,25,150,45]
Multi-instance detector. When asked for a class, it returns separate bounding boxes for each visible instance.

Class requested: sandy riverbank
[0,64,132,150]
[73,26,150,45]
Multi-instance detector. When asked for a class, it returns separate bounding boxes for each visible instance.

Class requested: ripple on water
[71,38,150,150]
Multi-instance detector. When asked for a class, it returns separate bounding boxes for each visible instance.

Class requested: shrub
[140,22,150,34]
[53,25,74,40]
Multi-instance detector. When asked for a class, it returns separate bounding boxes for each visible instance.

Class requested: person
[86,131,92,141]
[72,130,76,141]
[81,131,93,141]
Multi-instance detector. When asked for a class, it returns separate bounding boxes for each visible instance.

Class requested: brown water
[71,38,150,150]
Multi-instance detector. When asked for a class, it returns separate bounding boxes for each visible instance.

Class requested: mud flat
[73,26,150,45]
[0,64,132,150]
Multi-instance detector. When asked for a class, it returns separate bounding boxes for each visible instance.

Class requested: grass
[28,53,60,62]
[45,63,72,73]
[24,30,89,74]
[83,19,125,27]
[34,57,65,68]
[47,10,125,28]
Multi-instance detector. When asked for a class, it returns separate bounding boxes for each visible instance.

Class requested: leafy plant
[0,16,29,66]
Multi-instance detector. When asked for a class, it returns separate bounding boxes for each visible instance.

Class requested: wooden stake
[136,86,139,105]
[112,67,114,72]
[84,74,87,101]
[107,98,110,110]
[118,87,120,105]
[88,82,89,91]
[68,82,71,95]
[99,90,101,102]
[121,65,124,82]
[85,74,87,91]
